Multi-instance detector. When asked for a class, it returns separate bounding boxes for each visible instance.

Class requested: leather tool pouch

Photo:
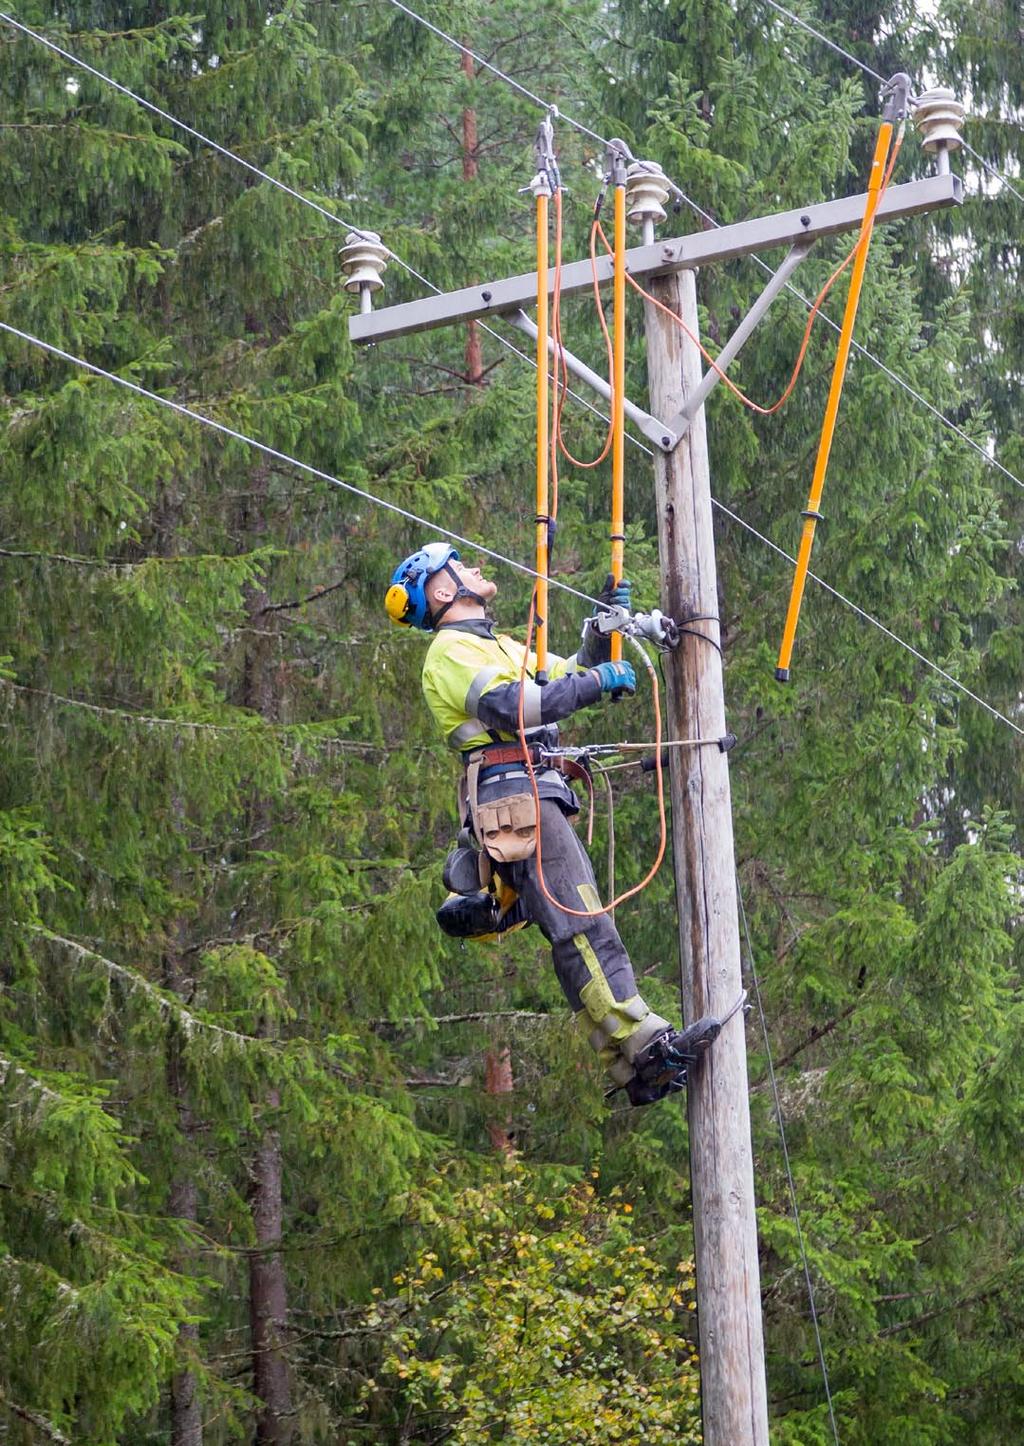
[465,757,538,863]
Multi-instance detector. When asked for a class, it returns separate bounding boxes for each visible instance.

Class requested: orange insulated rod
[776,92,905,681]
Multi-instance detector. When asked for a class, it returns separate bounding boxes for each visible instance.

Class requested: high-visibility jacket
[422,618,603,755]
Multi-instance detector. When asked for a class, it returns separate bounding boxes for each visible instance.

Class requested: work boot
[435,891,501,939]
[443,846,484,896]
[625,1015,722,1107]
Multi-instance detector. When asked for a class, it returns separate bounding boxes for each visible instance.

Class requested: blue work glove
[578,576,634,669]
[597,573,632,615]
[592,660,636,696]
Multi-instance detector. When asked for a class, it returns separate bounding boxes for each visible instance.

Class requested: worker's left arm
[475,666,603,733]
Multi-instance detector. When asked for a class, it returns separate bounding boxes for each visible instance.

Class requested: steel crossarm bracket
[665,240,813,443]
[504,309,675,451]
[349,174,961,346]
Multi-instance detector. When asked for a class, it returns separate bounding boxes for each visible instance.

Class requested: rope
[737,878,841,1445]
[595,129,903,421]
[0,319,604,613]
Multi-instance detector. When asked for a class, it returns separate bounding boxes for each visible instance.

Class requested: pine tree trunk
[461,48,484,386]
[249,1091,292,1446]
[242,462,293,1445]
[165,947,203,1446]
[157,474,204,1446]
[484,1047,515,1155]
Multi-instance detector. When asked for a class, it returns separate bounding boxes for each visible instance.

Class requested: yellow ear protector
[385,582,412,625]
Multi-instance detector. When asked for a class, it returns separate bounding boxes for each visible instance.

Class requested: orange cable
[513,590,667,919]
[552,201,616,469]
[593,132,902,420]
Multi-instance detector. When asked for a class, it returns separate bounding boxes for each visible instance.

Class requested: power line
[710,495,1024,739]
[753,1,1024,210]
[0,10,440,289]
[961,139,1024,208]
[0,318,602,611]
[10,8,1024,506]
[665,186,1024,498]
[382,0,605,145]
[5,315,1021,741]
[4,17,1021,736]
[758,0,884,86]
[737,879,841,1446]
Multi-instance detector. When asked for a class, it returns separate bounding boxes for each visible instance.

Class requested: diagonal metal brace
[505,310,675,451]
[664,241,813,443]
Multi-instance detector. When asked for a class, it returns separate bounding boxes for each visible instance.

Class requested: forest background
[1,0,1022,1442]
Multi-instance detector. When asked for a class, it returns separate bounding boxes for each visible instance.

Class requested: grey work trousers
[493,798,669,1084]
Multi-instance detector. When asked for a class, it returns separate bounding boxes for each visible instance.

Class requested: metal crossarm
[350,174,961,346]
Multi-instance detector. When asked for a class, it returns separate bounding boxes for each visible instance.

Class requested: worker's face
[428,558,497,609]
[450,558,497,601]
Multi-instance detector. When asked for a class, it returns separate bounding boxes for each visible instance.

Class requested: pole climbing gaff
[775,73,911,681]
[531,116,557,682]
[609,140,628,664]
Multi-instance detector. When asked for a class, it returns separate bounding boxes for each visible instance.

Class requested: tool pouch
[465,757,537,863]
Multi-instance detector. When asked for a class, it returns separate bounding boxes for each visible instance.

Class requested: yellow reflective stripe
[465,665,502,716]
[576,882,602,912]
[576,934,616,1024]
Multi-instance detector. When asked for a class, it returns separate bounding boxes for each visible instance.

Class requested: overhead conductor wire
[3,18,1016,1425]
[4,14,1023,737]
[760,0,1024,210]
[0,319,603,612]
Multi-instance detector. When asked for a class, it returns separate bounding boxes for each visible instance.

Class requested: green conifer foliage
[0,0,1021,1441]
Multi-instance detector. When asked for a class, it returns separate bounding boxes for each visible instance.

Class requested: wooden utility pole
[645,269,769,1445]
[347,121,957,1442]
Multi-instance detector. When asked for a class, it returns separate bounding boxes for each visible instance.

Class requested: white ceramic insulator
[625,162,669,226]
[339,231,388,294]
[913,88,966,153]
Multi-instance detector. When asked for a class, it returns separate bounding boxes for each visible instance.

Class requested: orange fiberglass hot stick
[533,174,551,681]
[776,77,910,680]
[609,150,628,665]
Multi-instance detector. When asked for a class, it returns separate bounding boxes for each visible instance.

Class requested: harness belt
[463,741,590,786]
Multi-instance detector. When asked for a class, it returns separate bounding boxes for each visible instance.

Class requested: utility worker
[385,541,721,1105]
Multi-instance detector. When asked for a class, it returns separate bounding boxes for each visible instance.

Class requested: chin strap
[429,561,488,628]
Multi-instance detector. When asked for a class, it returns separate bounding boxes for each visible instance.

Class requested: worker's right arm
[422,630,604,748]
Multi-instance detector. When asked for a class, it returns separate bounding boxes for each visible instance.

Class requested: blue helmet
[385,542,461,630]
